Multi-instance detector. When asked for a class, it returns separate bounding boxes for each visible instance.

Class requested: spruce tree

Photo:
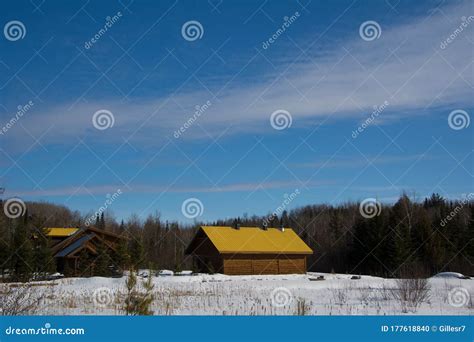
[34,230,56,278]
[0,215,10,277]
[100,212,105,230]
[389,195,415,272]
[94,241,111,276]
[466,205,474,263]
[77,248,92,277]
[115,237,130,273]
[129,238,144,270]
[11,215,33,282]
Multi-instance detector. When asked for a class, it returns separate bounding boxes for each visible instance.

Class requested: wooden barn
[185,226,313,275]
[45,227,124,275]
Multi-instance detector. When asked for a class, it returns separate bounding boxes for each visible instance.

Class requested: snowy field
[1,273,472,315]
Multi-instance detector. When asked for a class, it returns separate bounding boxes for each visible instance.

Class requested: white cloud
[10,180,333,197]
[3,1,473,151]
[294,154,435,169]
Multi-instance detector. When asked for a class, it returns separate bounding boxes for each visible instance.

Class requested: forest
[0,192,472,282]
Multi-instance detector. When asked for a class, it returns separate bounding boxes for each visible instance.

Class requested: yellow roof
[201,226,313,255]
[44,228,79,237]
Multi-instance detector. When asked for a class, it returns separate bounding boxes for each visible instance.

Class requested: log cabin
[185,226,313,275]
[45,227,124,275]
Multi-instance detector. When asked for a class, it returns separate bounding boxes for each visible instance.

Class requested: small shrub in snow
[330,286,348,306]
[295,297,310,315]
[123,270,155,315]
[391,278,431,313]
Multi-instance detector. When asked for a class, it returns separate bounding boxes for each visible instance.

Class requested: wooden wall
[190,235,223,273]
[222,254,306,275]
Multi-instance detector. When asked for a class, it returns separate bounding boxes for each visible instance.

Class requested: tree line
[0,193,472,281]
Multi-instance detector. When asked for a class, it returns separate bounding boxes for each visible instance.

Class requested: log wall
[222,254,306,275]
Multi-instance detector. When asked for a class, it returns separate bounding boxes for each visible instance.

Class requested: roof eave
[219,250,313,255]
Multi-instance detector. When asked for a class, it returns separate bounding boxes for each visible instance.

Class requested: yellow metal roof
[44,228,79,237]
[201,226,313,255]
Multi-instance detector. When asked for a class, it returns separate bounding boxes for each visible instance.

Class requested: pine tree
[34,230,55,278]
[412,207,433,275]
[129,237,144,269]
[77,248,92,276]
[466,205,474,262]
[123,269,154,315]
[280,210,290,227]
[100,212,105,230]
[94,241,111,276]
[329,209,343,239]
[389,195,415,272]
[116,237,130,273]
[0,215,10,277]
[11,215,33,282]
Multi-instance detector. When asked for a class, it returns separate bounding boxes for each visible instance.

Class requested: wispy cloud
[294,154,435,169]
[4,1,473,151]
[10,180,333,197]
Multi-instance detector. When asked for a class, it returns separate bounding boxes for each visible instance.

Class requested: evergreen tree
[389,195,415,271]
[94,241,111,276]
[351,212,391,276]
[123,269,154,315]
[129,237,144,270]
[77,248,92,276]
[116,237,130,272]
[100,212,105,230]
[329,209,344,239]
[466,205,474,262]
[0,215,10,277]
[11,215,33,281]
[280,210,290,227]
[33,230,55,278]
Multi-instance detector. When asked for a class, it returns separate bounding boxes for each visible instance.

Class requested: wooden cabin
[45,227,124,275]
[185,226,313,275]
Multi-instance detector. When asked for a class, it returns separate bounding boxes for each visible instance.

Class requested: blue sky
[0,0,473,223]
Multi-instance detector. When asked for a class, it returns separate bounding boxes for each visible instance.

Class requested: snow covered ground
[1,273,472,315]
